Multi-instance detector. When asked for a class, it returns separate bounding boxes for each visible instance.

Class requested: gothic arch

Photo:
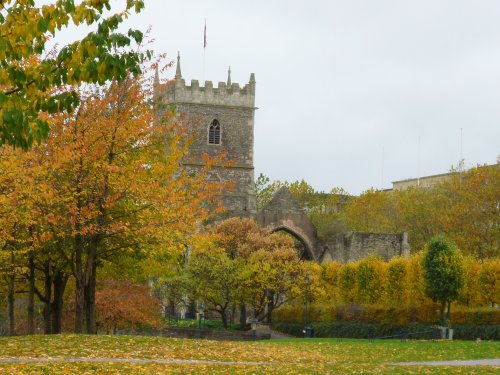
[208,119,221,145]
[255,187,321,261]
[271,225,315,260]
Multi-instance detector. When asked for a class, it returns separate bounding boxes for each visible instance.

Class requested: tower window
[208,119,221,145]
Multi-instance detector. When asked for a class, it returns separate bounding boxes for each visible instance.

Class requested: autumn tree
[355,256,386,304]
[95,279,163,334]
[0,146,41,335]
[385,257,408,306]
[436,164,500,258]
[321,261,342,303]
[44,74,222,334]
[0,0,147,149]
[422,236,465,325]
[338,263,356,304]
[0,57,225,334]
[458,256,483,307]
[182,218,303,325]
[343,188,399,234]
[186,251,240,328]
[240,239,303,323]
[479,259,499,308]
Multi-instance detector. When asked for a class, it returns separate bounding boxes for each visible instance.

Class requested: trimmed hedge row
[273,304,500,326]
[272,321,500,340]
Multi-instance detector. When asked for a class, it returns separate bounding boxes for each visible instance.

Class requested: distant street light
[304,274,311,338]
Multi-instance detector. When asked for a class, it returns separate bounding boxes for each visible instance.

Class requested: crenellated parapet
[155,53,256,108]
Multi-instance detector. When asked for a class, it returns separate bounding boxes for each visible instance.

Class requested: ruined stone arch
[270,225,315,260]
[255,187,321,261]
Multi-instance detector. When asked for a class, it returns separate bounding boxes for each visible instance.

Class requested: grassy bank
[0,334,498,374]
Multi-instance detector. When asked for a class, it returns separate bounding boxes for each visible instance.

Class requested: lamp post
[197,301,204,339]
[304,274,310,338]
[250,318,259,341]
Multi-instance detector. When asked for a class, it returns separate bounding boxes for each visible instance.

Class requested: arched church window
[208,119,221,145]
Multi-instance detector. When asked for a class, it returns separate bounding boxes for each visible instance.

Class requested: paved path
[391,359,500,367]
[0,357,271,365]
[1,357,498,367]
[268,329,294,339]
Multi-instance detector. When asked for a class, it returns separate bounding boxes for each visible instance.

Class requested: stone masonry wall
[320,232,410,263]
[155,63,257,218]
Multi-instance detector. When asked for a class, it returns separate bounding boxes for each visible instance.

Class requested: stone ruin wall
[319,232,410,263]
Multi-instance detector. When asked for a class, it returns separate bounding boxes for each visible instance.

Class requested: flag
[204,19,207,48]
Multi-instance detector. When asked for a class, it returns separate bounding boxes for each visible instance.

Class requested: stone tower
[154,54,257,217]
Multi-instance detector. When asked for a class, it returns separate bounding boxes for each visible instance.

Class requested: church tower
[154,54,257,217]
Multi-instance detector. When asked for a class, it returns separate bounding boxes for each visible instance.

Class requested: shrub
[356,256,385,304]
[385,257,408,306]
[273,303,499,326]
[272,321,500,340]
[479,259,499,308]
[338,263,356,304]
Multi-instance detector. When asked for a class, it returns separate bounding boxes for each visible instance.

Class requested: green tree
[254,173,284,210]
[422,236,465,325]
[186,251,240,328]
[0,0,146,149]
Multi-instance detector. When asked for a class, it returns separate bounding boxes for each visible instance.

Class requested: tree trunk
[440,298,447,325]
[74,234,85,333]
[27,251,35,334]
[85,253,97,334]
[51,271,68,334]
[74,278,85,333]
[43,263,52,334]
[220,309,228,329]
[239,304,247,329]
[8,255,15,336]
[446,300,451,321]
[266,290,275,324]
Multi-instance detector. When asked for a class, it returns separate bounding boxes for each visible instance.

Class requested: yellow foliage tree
[355,256,386,304]
[385,257,409,306]
[479,259,499,308]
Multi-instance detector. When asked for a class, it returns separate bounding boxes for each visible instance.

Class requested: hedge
[273,304,500,326]
[272,321,500,340]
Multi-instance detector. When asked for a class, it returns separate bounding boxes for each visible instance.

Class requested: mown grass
[0,334,498,374]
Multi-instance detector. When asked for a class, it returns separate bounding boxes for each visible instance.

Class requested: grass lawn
[0,334,498,374]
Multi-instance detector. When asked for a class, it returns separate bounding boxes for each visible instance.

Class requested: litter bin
[304,326,314,338]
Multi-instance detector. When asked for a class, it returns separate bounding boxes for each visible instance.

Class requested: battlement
[162,77,255,107]
[155,54,256,108]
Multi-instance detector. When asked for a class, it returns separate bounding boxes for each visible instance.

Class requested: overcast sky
[81,1,500,194]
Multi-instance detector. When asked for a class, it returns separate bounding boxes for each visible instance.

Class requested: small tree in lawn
[422,236,465,326]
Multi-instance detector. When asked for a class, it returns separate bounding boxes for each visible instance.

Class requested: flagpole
[381,145,384,190]
[203,18,206,83]
[417,136,421,187]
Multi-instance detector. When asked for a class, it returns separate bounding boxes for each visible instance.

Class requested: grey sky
[93,1,500,193]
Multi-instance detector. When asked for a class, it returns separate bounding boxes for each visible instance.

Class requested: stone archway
[270,225,315,260]
[255,187,321,261]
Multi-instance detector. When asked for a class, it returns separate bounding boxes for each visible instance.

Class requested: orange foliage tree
[95,280,163,334]
[180,218,303,326]
[0,58,226,334]
[42,73,224,334]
